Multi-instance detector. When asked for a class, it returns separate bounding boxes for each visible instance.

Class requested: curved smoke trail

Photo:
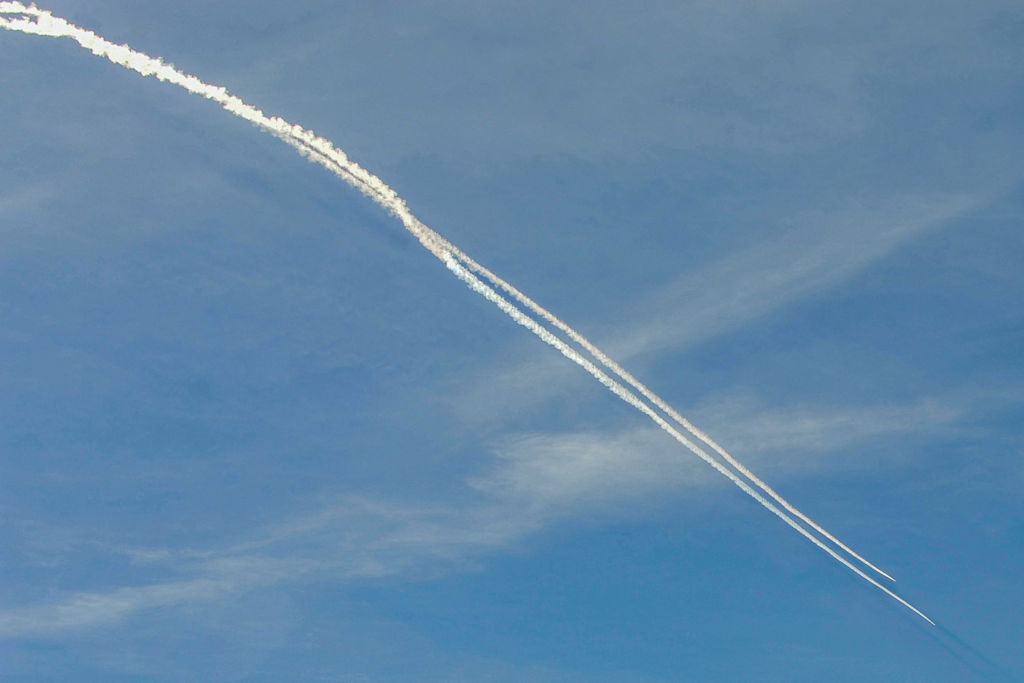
[0,2,927,622]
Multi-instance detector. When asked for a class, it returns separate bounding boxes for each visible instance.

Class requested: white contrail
[453,254,896,582]
[1,3,923,620]
[0,0,889,585]
[442,258,932,624]
[0,3,450,258]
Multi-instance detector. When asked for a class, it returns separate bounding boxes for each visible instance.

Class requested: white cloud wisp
[0,2,930,623]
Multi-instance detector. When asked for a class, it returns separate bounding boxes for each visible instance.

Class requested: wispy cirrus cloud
[454,190,986,426]
[470,394,966,511]
[687,395,963,472]
[608,193,983,361]
[0,496,537,638]
[0,183,50,222]
[0,392,966,638]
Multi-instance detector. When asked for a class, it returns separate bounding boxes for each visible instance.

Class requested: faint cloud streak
[0,392,965,637]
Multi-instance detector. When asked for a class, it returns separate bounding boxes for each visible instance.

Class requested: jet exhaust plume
[0,2,924,621]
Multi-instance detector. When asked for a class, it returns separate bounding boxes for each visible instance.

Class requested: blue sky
[2,1,1023,680]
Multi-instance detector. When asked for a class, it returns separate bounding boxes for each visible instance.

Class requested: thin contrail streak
[0,3,925,621]
[454,256,896,582]
[443,258,933,624]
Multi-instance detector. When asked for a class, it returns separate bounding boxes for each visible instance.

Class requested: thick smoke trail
[1,2,924,620]
[0,3,450,259]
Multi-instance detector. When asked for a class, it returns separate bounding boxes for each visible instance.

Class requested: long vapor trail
[457,256,897,582]
[443,258,933,624]
[0,2,926,622]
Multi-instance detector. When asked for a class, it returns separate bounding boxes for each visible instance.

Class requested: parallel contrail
[0,2,926,622]
[455,256,897,582]
[444,259,933,624]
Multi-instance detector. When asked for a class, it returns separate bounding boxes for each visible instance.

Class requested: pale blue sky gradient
[2,2,1023,680]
